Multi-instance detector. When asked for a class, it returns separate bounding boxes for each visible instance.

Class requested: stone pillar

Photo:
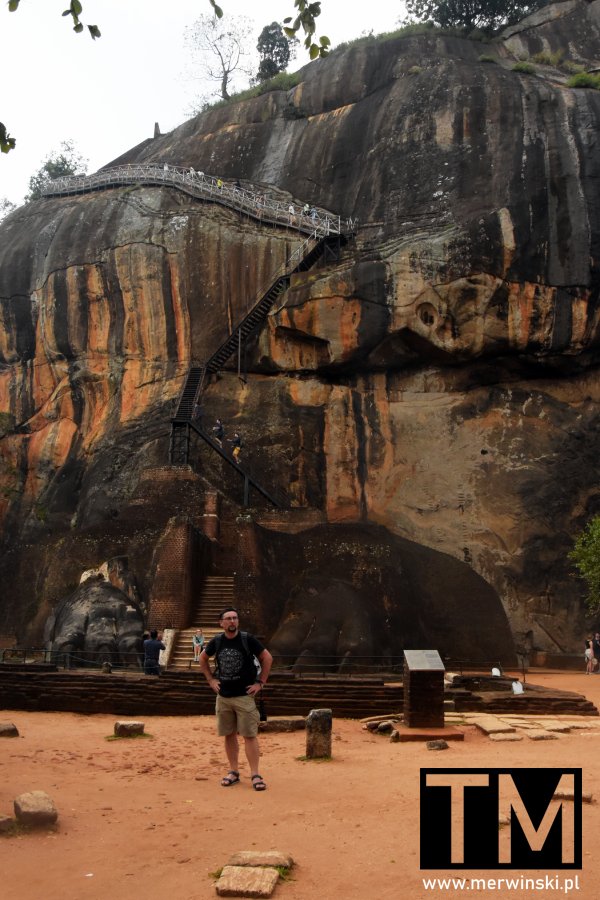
[403,650,445,728]
[306,708,332,759]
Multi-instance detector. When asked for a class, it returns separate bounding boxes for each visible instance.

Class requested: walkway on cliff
[40,163,351,508]
[40,163,356,239]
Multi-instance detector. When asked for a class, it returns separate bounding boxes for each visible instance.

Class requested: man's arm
[198,649,220,693]
[246,648,273,695]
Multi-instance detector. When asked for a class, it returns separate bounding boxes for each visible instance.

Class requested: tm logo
[420,768,582,869]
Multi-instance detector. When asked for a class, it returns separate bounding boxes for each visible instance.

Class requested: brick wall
[148,518,209,629]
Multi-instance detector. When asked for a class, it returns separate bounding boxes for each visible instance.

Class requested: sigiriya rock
[2,0,600,667]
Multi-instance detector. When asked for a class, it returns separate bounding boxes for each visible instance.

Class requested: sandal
[221,770,240,787]
[251,774,267,792]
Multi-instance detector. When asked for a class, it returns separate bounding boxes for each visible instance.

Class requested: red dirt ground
[1,671,598,900]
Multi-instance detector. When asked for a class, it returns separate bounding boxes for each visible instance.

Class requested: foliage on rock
[570,516,600,612]
[256,22,297,82]
[404,0,548,33]
[24,140,87,202]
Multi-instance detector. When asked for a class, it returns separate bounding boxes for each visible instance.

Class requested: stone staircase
[168,575,235,670]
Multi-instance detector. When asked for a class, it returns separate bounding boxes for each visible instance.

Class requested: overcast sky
[1,0,405,206]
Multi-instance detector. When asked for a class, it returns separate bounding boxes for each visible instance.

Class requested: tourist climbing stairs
[168,576,235,670]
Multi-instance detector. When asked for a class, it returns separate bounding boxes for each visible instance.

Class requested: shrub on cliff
[567,72,600,90]
[570,516,600,612]
[24,140,87,202]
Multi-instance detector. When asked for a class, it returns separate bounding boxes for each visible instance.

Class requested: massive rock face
[2,0,600,658]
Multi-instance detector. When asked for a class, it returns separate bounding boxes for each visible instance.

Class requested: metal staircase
[169,231,346,497]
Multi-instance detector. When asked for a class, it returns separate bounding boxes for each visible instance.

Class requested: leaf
[8,1,20,12]
[283,27,296,38]
[73,22,83,33]
[283,17,292,24]
[309,42,319,60]
[319,35,331,47]
[88,24,101,39]
[62,9,71,16]
[0,123,16,154]
[71,0,82,15]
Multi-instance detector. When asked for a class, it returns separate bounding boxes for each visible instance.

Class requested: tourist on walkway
[229,432,242,463]
[198,607,272,791]
[143,630,165,676]
[288,203,296,225]
[212,418,224,445]
[192,629,205,662]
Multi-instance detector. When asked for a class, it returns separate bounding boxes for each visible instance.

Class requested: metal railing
[0,648,144,671]
[40,164,356,238]
[0,648,522,678]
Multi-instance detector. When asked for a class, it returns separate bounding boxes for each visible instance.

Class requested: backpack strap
[213,631,251,662]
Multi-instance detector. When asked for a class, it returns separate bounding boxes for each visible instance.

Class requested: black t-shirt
[205,631,264,697]
[143,638,164,662]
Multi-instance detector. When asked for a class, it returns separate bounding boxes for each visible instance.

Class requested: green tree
[25,140,88,202]
[404,0,547,33]
[570,515,600,612]
[256,22,297,82]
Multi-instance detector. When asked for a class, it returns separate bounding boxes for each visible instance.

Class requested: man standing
[199,607,272,791]
[143,629,165,675]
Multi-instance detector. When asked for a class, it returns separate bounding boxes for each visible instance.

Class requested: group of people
[211,418,242,462]
[288,202,318,226]
[584,632,600,673]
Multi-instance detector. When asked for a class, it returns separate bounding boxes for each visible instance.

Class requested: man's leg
[243,736,261,776]
[224,732,239,772]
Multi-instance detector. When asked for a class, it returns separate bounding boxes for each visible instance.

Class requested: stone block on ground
[471,717,516,735]
[376,721,394,734]
[0,723,19,738]
[216,865,279,897]
[489,733,524,742]
[390,730,400,743]
[306,708,332,759]
[0,816,14,832]
[393,725,465,742]
[14,791,58,826]
[427,739,449,750]
[535,721,571,733]
[227,850,293,868]
[259,718,305,733]
[114,721,145,737]
[527,730,559,741]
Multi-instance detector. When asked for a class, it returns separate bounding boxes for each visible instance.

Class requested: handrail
[40,163,357,238]
[186,419,289,508]
[202,229,322,378]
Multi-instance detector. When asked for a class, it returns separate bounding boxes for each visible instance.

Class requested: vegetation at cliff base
[570,516,600,612]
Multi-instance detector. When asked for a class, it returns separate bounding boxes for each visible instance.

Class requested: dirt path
[1,671,598,900]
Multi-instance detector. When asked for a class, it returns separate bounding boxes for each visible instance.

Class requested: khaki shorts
[216,693,259,738]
